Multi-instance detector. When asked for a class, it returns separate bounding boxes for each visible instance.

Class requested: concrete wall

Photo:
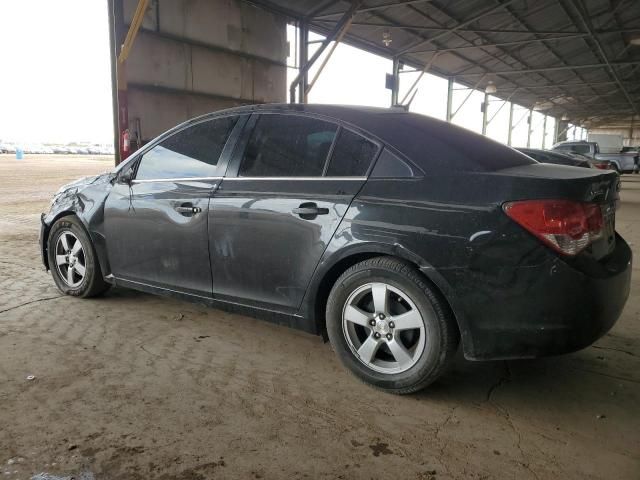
[121,0,287,142]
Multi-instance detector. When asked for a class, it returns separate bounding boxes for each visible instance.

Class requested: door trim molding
[132,176,223,184]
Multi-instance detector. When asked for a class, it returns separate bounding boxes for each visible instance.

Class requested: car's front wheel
[326,257,458,394]
[47,216,110,298]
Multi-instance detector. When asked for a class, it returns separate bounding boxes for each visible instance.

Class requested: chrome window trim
[226,176,368,181]
[131,176,223,184]
[131,176,367,183]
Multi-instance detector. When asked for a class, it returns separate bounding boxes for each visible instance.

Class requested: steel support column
[305,13,356,100]
[112,0,148,163]
[446,78,453,122]
[297,21,309,104]
[481,92,489,135]
[391,57,400,106]
[400,52,439,105]
[507,102,514,146]
[526,108,533,147]
[451,75,486,120]
[108,0,121,165]
[542,115,547,148]
[487,89,517,127]
[289,1,362,103]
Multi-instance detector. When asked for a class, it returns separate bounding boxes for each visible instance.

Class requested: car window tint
[571,145,590,154]
[239,115,337,177]
[136,117,237,180]
[325,129,377,176]
[371,148,415,178]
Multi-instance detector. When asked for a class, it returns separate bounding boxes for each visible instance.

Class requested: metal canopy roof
[249,0,640,128]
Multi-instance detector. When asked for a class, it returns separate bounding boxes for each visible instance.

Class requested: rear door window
[325,129,378,177]
[136,116,237,180]
[239,115,337,177]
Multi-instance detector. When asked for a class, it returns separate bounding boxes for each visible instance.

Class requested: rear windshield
[354,112,536,173]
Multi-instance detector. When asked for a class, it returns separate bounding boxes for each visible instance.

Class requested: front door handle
[175,205,202,215]
[292,203,329,218]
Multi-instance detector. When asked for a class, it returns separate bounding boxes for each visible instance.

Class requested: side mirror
[119,167,134,185]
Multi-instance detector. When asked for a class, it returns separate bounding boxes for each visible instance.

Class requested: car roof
[198,103,434,133]
[193,103,535,173]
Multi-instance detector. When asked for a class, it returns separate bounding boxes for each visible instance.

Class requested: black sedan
[40,105,632,394]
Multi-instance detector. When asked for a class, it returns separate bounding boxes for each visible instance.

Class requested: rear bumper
[449,235,632,360]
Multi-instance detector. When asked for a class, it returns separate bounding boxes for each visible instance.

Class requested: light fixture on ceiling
[629,34,640,46]
[382,30,392,47]
[562,114,569,121]
[485,80,497,94]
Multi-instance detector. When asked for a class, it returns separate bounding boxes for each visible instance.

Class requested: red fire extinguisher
[121,128,131,159]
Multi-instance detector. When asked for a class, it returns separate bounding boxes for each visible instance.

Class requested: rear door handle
[292,203,329,217]
[292,207,328,215]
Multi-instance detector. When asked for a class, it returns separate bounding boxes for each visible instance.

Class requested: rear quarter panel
[304,175,553,355]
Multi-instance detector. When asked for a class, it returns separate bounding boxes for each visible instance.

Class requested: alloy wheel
[55,231,86,288]
[342,282,427,374]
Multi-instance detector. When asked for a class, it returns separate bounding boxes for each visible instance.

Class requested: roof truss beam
[314,19,640,36]
[567,0,639,115]
[455,61,640,76]
[398,0,519,54]
[410,33,590,54]
[315,0,433,19]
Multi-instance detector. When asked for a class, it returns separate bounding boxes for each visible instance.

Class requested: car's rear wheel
[47,216,110,298]
[326,257,458,394]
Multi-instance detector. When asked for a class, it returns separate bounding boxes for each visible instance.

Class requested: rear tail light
[503,200,604,256]
[593,162,609,170]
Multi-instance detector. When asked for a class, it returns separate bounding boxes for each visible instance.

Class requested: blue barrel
[15,148,23,160]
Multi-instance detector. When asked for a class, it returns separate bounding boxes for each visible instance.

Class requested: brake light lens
[503,200,604,255]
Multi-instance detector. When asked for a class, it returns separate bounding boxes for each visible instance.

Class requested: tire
[47,216,110,298]
[326,257,459,394]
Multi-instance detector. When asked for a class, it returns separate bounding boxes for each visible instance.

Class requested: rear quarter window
[371,149,416,178]
[357,113,536,173]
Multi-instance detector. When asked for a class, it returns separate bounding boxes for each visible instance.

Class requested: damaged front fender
[40,172,115,276]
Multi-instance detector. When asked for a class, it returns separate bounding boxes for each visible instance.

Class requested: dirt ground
[0,154,638,480]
